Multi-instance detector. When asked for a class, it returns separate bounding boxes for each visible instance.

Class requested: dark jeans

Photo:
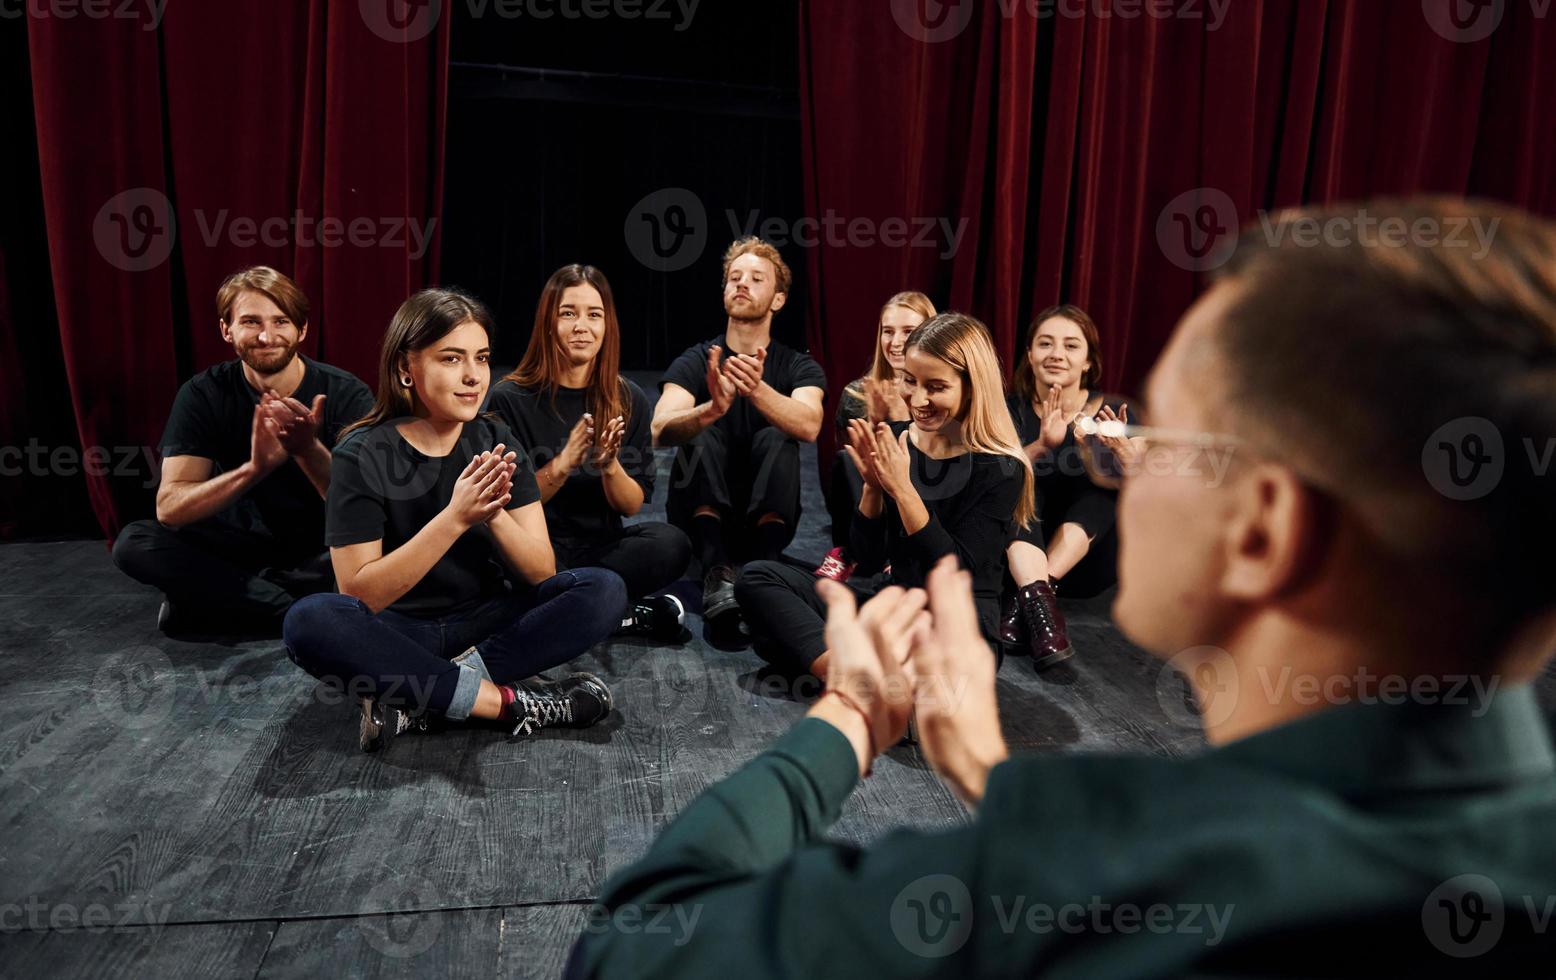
[667,425,802,559]
[282,567,627,720]
[553,522,692,600]
[737,559,1000,673]
[826,449,865,549]
[112,519,332,622]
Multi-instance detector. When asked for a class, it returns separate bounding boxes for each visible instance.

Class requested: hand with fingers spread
[870,421,915,501]
[261,390,326,456]
[704,346,737,421]
[808,582,930,777]
[862,376,901,424]
[911,555,1009,806]
[844,417,885,492]
[1039,384,1071,450]
[558,414,596,475]
[593,415,626,471]
[722,347,767,397]
[1092,403,1140,473]
[249,403,289,474]
[447,443,518,528]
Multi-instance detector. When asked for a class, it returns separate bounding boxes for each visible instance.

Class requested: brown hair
[867,291,938,383]
[216,266,309,328]
[1212,198,1556,621]
[505,264,630,431]
[906,313,1036,528]
[1013,304,1103,399]
[342,288,496,440]
[721,237,793,297]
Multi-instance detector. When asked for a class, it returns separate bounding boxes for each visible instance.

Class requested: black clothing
[487,379,655,540]
[326,416,539,617]
[159,356,373,551]
[552,523,692,601]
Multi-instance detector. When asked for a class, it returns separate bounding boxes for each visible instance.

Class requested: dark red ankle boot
[1018,580,1073,670]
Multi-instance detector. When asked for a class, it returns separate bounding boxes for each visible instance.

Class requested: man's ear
[770,290,787,314]
[219,319,233,343]
[1218,464,1329,602]
[296,320,309,345]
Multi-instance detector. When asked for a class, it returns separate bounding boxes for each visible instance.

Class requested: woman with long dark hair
[282,288,627,751]
[1004,304,1129,668]
[489,265,691,640]
[738,312,1032,677]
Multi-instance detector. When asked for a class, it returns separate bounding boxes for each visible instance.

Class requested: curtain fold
[21,0,450,539]
[800,0,1556,452]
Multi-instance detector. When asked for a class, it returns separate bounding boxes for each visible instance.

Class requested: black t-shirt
[326,416,541,617]
[159,357,374,553]
[849,421,1025,643]
[487,378,655,540]
[659,335,827,441]
[1006,390,1127,485]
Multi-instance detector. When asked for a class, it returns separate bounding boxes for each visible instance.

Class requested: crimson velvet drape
[799,0,1556,453]
[20,1,449,539]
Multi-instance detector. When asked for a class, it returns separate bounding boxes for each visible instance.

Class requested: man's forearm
[653,403,719,447]
[749,385,821,441]
[294,442,332,498]
[156,463,266,527]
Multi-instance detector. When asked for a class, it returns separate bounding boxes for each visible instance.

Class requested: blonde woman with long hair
[817,291,936,581]
[737,312,1033,677]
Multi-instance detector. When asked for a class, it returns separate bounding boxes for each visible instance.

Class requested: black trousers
[552,522,692,601]
[826,449,865,549]
[111,519,333,622]
[667,425,802,559]
[1011,475,1120,599]
[738,559,1003,673]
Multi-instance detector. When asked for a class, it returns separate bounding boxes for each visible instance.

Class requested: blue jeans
[282,568,627,720]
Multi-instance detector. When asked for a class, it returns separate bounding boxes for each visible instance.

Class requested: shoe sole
[359,699,385,753]
[1032,645,1076,671]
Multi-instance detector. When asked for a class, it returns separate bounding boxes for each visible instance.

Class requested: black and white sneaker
[505,673,614,736]
[618,594,686,642]
[358,697,432,752]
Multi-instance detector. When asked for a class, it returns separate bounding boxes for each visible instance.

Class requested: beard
[237,340,298,376]
[724,292,772,322]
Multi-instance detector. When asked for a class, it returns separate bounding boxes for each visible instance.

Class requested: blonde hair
[906,312,1036,528]
[721,237,792,296]
[867,291,937,383]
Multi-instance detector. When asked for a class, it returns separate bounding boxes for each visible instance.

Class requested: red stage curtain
[22,0,449,539]
[799,0,1556,454]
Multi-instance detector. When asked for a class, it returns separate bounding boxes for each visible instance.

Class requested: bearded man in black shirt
[651,238,826,645]
[111,266,374,634]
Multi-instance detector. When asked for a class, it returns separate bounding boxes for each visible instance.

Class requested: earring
[400,375,413,387]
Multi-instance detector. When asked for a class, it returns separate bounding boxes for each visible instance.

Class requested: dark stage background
[3,0,1555,541]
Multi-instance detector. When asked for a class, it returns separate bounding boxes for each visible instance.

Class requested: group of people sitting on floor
[112,235,1132,745]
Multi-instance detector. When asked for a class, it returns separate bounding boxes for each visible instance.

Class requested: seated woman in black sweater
[488,265,692,641]
[282,288,628,751]
[817,290,935,581]
[1004,304,1129,669]
[737,312,1033,677]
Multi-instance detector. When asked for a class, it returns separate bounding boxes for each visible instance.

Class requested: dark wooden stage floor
[3,439,1552,978]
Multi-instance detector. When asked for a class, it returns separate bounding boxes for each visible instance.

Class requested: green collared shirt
[569,687,1556,977]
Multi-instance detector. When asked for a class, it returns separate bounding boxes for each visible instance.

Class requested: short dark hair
[1212,198,1556,620]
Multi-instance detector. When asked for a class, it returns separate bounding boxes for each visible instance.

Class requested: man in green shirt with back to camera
[568,199,1556,977]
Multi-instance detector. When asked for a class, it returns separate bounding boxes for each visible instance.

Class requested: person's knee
[281,593,358,661]
[568,566,629,616]
[110,520,162,577]
[733,559,786,610]
[644,524,693,577]
[751,426,798,456]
